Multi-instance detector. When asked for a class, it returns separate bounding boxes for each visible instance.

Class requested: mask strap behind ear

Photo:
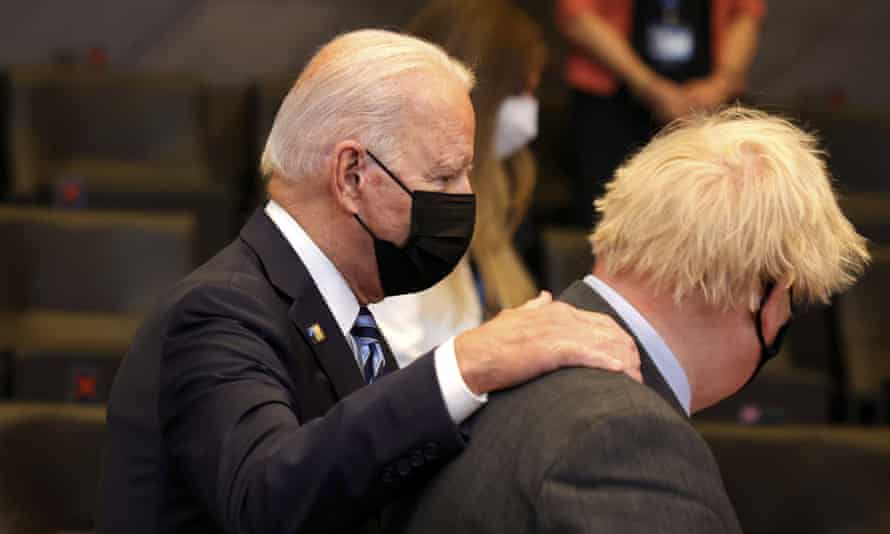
[756,282,795,357]
[754,282,776,354]
[354,214,379,241]
[366,150,412,195]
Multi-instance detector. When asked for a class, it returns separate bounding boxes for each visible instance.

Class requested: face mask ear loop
[353,214,379,241]
[366,150,413,196]
[754,287,771,355]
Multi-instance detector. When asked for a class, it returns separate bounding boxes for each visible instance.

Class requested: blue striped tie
[350,306,388,384]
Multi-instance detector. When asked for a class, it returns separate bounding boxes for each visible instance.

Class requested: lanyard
[658,0,682,23]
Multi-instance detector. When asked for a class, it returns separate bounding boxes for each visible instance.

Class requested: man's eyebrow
[428,156,472,176]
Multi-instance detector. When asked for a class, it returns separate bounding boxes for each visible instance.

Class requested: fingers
[519,290,552,310]
[623,365,644,384]
[459,299,644,394]
[567,308,640,360]
[574,348,643,383]
[530,304,641,378]
[565,340,642,382]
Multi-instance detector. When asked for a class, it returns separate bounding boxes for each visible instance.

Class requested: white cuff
[433,337,487,424]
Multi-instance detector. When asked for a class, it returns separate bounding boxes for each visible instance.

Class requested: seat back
[840,193,890,246]
[6,65,207,198]
[10,311,141,402]
[695,356,833,424]
[698,423,890,534]
[0,207,195,313]
[0,403,106,533]
[836,245,890,421]
[539,225,593,295]
[802,108,890,193]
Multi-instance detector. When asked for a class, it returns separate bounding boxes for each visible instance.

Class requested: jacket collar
[240,208,366,398]
[559,280,687,417]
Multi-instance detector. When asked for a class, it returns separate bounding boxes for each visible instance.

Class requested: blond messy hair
[591,106,870,311]
[261,29,475,181]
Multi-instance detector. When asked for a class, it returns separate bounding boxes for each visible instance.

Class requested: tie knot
[352,306,379,333]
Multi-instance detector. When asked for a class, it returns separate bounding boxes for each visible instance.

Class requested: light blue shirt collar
[583,275,691,415]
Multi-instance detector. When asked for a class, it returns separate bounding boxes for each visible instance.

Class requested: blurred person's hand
[684,75,735,111]
[636,77,693,124]
[454,291,642,395]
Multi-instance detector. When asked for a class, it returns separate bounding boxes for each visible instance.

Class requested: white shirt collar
[583,274,691,415]
[265,200,359,347]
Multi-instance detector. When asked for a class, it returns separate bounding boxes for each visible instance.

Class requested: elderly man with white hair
[98,29,640,534]
[387,107,871,534]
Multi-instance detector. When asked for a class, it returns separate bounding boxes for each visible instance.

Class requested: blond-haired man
[390,107,870,534]
[98,30,640,534]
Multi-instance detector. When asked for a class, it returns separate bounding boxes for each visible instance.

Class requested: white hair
[261,29,475,181]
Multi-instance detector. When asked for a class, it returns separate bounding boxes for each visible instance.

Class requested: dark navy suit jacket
[99,209,465,533]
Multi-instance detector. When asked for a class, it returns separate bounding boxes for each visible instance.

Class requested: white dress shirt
[583,274,691,415]
[265,200,486,423]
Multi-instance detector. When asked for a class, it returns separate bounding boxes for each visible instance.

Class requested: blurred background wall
[0,0,887,107]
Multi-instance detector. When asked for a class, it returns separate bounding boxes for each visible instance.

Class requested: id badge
[647,22,695,65]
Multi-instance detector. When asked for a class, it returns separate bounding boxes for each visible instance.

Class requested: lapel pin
[307,323,326,344]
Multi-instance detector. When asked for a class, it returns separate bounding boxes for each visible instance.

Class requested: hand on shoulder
[454,291,642,394]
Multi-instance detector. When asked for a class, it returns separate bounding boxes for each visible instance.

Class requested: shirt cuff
[433,337,487,423]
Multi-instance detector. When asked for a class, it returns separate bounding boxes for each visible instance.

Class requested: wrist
[453,332,491,395]
[713,69,743,96]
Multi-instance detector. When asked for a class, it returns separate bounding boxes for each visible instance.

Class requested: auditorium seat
[539,225,593,294]
[0,207,193,401]
[5,65,207,198]
[835,245,890,423]
[3,65,239,260]
[0,345,9,400]
[76,178,237,263]
[786,302,838,374]
[695,348,834,424]
[0,207,195,313]
[0,402,105,533]
[204,85,252,216]
[801,108,890,193]
[10,311,141,403]
[252,77,291,157]
[840,192,890,246]
[246,77,291,209]
[698,423,890,534]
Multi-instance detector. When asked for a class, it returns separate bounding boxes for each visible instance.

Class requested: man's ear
[330,140,366,215]
[761,277,793,344]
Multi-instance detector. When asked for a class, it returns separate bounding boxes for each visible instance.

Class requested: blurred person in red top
[556,0,765,227]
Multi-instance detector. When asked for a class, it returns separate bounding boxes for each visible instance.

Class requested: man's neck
[592,263,755,413]
[268,179,380,305]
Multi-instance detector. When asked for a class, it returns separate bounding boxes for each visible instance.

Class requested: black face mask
[354,150,476,297]
[743,282,794,388]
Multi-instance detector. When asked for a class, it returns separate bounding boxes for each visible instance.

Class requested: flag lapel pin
[307,323,326,344]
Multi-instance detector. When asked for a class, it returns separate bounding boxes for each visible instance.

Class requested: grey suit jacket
[385,280,743,533]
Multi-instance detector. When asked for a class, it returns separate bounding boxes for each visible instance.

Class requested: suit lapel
[240,208,366,399]
[559,280,687,417]
[289,292,366,398]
